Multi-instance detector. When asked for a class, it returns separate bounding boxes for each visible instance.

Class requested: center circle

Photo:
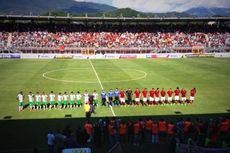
[42,68,147,83]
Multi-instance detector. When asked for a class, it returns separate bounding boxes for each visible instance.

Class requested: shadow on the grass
[23,103,29,109]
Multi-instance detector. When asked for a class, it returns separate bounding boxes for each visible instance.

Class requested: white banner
[167,53,184,58]
[38,54,55,59]
[155,54,168,58]
[73,55,87,59]
[54,54,74,59]
[214,53,230,58]
[21,54,55,59]
[21,54,39,59]
[136,54,147,59]
[105,54,120,59]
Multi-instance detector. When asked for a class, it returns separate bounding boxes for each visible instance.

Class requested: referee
[84,102,91,119]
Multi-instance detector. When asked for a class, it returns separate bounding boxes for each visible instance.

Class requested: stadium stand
[45,117,230,153]
[4,31,229,48]
[0,22,230,54]
[1,16,230,153]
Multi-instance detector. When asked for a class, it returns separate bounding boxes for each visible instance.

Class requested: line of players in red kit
[117,87,196,106]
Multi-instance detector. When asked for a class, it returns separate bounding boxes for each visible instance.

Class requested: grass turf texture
[0,58,230,152]
[0,58,230,119]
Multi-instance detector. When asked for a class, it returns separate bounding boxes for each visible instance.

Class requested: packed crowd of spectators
[1,31,229,49]
[0,23,229,50]
[47,116,230,153]
[0,32,9,49]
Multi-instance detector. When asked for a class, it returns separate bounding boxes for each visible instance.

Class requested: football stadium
[0,1,230,153]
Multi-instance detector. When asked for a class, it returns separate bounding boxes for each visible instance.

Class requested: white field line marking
[42,68,147,83]
[42,68,97,83]
[89,59,116,116]
[89,60,104,89]
[110,104,116,116]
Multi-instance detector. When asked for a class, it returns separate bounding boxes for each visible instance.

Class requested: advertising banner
[145,54,158,58]
[38,54,55,59]
[10,54,21,59]
[151,54,158,58]
[105,54,119,59]
[54,54,73,59]
[167,54,183,58]
[73,55,88,59]
[214,53,230,58]
[21,54,38,59]
[94,54,106,59]
[199,54,214,58]
[155,54,168,58]
[62,148,91,153]
[0,54,21,59]
[119,55,137,59]
[185,54,199,58]
[146,54,152,58]
[73,55,83,59]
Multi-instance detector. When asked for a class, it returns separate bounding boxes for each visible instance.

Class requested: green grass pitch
[0,58,230,120]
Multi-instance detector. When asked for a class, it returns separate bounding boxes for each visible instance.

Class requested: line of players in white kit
[17,87,196,111]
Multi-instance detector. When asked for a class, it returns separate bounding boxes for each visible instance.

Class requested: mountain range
[0,0,229,17]
[184,7,230,17]
[0,0,116,15]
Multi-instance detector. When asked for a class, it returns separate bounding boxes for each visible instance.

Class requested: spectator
[159,118,167,142]
[139,118,146,144]
[84,120,93,143]
[108,121,116,145]
[127,120,134,144]
[218,118,229,143]
[145,118,153,143]
[47,130,55,153]
[55,130,66,153]
[65,133,77,148]
[1,28,229,50]
[93,122,102,148]
[133,120,141,146]
[169,135,178,153]
[45,116,230,151]
[119,121,127,144]
[167,121,175,138]
[151,120,159,144]
[75,126,84,147]
[184,118,192,135]
[195,119,206,147]
[176,118,184,142]
[62,125,72,138]
[102,117,109,143]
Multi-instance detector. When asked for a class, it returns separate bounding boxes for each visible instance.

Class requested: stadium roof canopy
[0,15,230,23]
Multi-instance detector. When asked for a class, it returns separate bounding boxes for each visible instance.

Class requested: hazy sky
[76,0,230,12]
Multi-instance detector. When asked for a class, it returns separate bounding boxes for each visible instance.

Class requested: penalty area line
[89,59,116,117]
